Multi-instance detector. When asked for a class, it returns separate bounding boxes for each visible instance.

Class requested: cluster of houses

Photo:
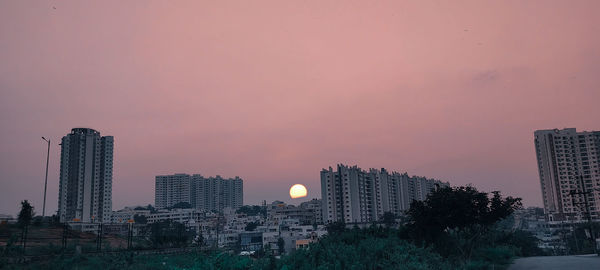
[88,199,327,255]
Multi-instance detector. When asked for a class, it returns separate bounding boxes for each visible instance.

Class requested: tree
[18,200,34,228]
[381,212,396,228]
[325,221,346,235]
[236,205,266,217]
[277,237,285,255]
[134,204,157,213]
[18,200,34,250]
[170,202,192,209]
[506,230,544,257]
[133,214,147,224]
[193,232,204,247]
[406,186,522,262]
[245,221,258,231]
[150,220,194,247]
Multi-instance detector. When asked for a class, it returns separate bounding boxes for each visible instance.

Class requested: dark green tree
[170,202,192,209]
[150,220,193,247]
[236,205,267,217]
[505,230,544,256]
[406,186,522,262]
[133,214,147,224]
[381,212,396,228]
[325,221,346,235]
[277,237,285,255]
[18,200,34,250]
[245,221,258,231]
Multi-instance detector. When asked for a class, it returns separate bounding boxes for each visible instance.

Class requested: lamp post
[41,137,50,217]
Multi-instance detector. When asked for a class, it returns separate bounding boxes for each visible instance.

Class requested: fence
[0,222,203,261]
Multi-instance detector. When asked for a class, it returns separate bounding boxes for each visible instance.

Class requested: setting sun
[289,184,308,199]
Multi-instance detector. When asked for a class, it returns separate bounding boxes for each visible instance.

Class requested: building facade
[155,173,243,212]
[58,128,113,223]
[534,128,600,222]
[320,164,449,224]
[193,175,243,212]
[155,174,192,209]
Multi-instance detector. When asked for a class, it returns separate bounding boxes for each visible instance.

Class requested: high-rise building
[155,174,191,209]
[534,128,600,222]
[320,164,449,224]
[58,128,113,223]
[193,175,243,212]
[155,173,243,212]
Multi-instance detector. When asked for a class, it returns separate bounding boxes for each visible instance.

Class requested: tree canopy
[18,200,34,228]
[405,186,523,263]
[170,202,192,209]
[245,221,258,231]
[236,205,266,217]
[406,186,522,242]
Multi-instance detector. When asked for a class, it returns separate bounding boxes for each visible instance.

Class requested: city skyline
[2,1,600,216]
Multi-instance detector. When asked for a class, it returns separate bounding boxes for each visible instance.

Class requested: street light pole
[42,137,50,218]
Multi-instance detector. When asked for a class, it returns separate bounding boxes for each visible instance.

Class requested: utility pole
[568,175,598,255]
[62,223,69,250]
[127,222,133,249]
[96,223,103,252]
[41,137,50,217]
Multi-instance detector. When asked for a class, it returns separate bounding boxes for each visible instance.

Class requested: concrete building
[146,208,205,224]
[320,164,449,224]
[534,128,600,222]
[300,199,323,224]
[268,201,315,226]
[155,174,192,209]
[111,207,151,223]
[193,175,243,212]
[155,173,243,212]
[239,232,263,252]
[58,128,113,223]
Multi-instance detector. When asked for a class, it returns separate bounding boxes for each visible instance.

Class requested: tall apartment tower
[321,164,448,224]
[155,173,243,212]
[534,128,600,222]
[58,128,113,223]
[192,175,243,212]
[155,174,192,209]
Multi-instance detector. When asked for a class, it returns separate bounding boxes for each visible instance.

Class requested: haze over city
[2,0,600,216]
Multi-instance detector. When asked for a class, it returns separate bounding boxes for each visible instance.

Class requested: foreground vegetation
[2,186,543,269]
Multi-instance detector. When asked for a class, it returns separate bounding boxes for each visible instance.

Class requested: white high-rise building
[193,175,243,212]
[534,128,600,222]
[155,173,243,212]
[320,164,449,224]
[58,128,113,223]
[155,174,192,209]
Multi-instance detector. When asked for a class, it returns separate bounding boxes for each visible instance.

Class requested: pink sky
[1,1,599,215]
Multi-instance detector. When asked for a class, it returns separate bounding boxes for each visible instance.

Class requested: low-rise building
[146,208,208,224]
[240,232,263,251]
[111,207,151,223]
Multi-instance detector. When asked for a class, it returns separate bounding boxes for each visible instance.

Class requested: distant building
[268,201,315,226]
[155,173,243,212]
[146,208,208,224]
[155,174,192,209]
[320,164,449,224]
[296,232,318,249]
[111,207,151,223]
[0,214,15,225]
[58,128,113,223]
[193,175,243,212]
[239,232,263,252]
[300,199,323,224]
[534,128,600,222]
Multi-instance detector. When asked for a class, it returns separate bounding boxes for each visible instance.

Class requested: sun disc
[290,184,308,199]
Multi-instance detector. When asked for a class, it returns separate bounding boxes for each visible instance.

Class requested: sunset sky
[1,1,599,216]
